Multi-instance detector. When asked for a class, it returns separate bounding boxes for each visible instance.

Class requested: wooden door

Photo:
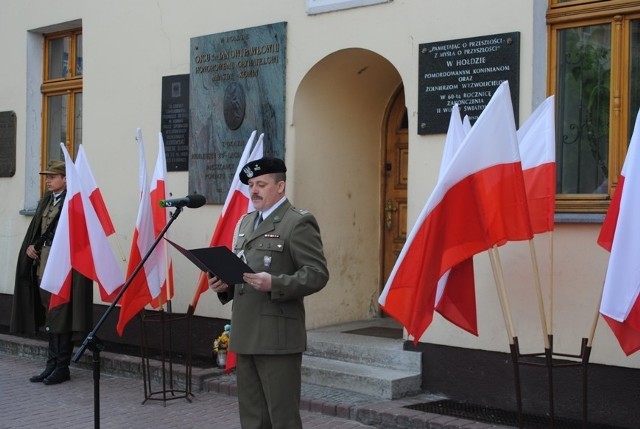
[381,88,408,289]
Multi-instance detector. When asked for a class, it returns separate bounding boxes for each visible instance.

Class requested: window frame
[41,28,82,168]
[548,0,638,213]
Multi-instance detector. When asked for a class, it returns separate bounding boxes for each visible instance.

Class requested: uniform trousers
[236,352,303,429]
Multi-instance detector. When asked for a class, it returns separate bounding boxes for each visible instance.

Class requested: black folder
[165,238,253,285]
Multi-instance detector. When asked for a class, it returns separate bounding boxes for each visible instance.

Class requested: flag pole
[528,239,551,349]
[489,245,524,428]
[548,231,554,336]
[488,246,516,343]
[111,234,128,265]
[530,237,556,427]
[190,271,208,310]
[163,238,172,310]
[587,281,605,348]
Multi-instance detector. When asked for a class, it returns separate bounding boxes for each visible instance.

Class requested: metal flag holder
[139,303,194,405]
[509,334,592,429]
[72,206,186,429]
[490,244,593,429]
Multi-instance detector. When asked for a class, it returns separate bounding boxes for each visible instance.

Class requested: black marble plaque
[189,22,286,203]
[161,74,190,171]
[418,32,520,134]
[0,111,16,177]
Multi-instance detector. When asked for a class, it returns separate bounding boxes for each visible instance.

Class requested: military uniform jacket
[11,191,93,337]
[219,199,329,355]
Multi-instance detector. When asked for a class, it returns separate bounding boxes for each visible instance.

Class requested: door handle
[385,199,398,230]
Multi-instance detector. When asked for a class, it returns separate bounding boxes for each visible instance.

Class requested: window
[41,28,83,167]
[548,1,640,212]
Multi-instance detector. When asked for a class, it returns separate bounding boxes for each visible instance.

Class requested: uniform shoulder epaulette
[290,206,310,215]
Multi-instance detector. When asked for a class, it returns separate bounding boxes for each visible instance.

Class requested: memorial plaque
[161,74,190,171]
[190,22,286,203]
[418,32,520,134]
[0,111,17,177]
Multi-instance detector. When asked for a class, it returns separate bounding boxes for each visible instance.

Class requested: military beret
[239,156,287,185]
[39,160,66,176]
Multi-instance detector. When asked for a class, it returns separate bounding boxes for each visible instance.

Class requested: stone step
[306,330,421,372]
[302,319,423,399]
[301,354,422,400]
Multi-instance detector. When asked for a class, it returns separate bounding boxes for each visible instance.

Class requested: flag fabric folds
[434,104,478,336]
[517,95,556,234]
[75,145,116,236]
[149,132,174,308]
[597,110,640,355]
[41,144,124,307]
[379,81,533,342]
[190,131,264,311]
[116,129,167,335]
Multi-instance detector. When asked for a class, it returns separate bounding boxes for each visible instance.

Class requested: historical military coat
[10,191,93,338]
[218,199,329,355]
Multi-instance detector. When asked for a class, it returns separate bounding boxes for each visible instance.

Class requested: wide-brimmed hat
[39,160,66,176]
[239,157,287,185]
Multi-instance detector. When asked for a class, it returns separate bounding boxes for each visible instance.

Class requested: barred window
[548,1,640,212]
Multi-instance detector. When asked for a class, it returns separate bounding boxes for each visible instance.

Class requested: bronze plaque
[189,22,286,203]
[418,32,520,134]
[0,111,16,177]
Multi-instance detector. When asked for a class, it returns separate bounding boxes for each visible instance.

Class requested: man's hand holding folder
[164,238,254,286]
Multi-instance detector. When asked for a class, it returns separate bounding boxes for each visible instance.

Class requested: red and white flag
[39,150,74,308]
[434,104,478,336]
[517,95,556,234]
[597,110,640,355]
[117,129,166,335]
[462,114,472,134]
[149,132,174,308]
[190,131,264,310]
[75,145,116,236]
[41,144,124,307]
[379,81,533,341]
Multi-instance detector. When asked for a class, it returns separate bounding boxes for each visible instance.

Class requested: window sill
[555,212,605,224]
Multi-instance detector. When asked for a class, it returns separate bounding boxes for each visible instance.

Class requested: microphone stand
[72,206,184,429]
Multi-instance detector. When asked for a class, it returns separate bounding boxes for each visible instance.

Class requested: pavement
[0,333,513,429]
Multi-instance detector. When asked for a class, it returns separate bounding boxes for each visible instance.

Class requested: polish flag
[41,144,124,307]
[190,131,264,310]
[379,81,533,341]
[117,129,166,335]
[434,104,478,336]
[149,133,174,308]
[75,145,116,236]
[517,95,556,234]
[462,115,472,134]
[597,110,640,355]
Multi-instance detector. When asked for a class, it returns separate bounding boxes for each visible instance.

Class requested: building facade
[1,0,639,425]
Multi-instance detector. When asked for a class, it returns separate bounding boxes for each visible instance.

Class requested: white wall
[1,0,637,369]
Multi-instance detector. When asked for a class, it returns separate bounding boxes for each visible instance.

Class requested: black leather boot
[30,334,56,382]
[42,367,70,385]
[43,333,72,385]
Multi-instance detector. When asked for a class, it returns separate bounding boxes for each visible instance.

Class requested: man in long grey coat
[11,160,93,385]
[209,157,329,429]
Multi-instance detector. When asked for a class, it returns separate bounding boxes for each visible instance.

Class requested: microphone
[160,194,206,208]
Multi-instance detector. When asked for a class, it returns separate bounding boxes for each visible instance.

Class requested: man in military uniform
[10,160,93,385]
[209,157,329,429]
